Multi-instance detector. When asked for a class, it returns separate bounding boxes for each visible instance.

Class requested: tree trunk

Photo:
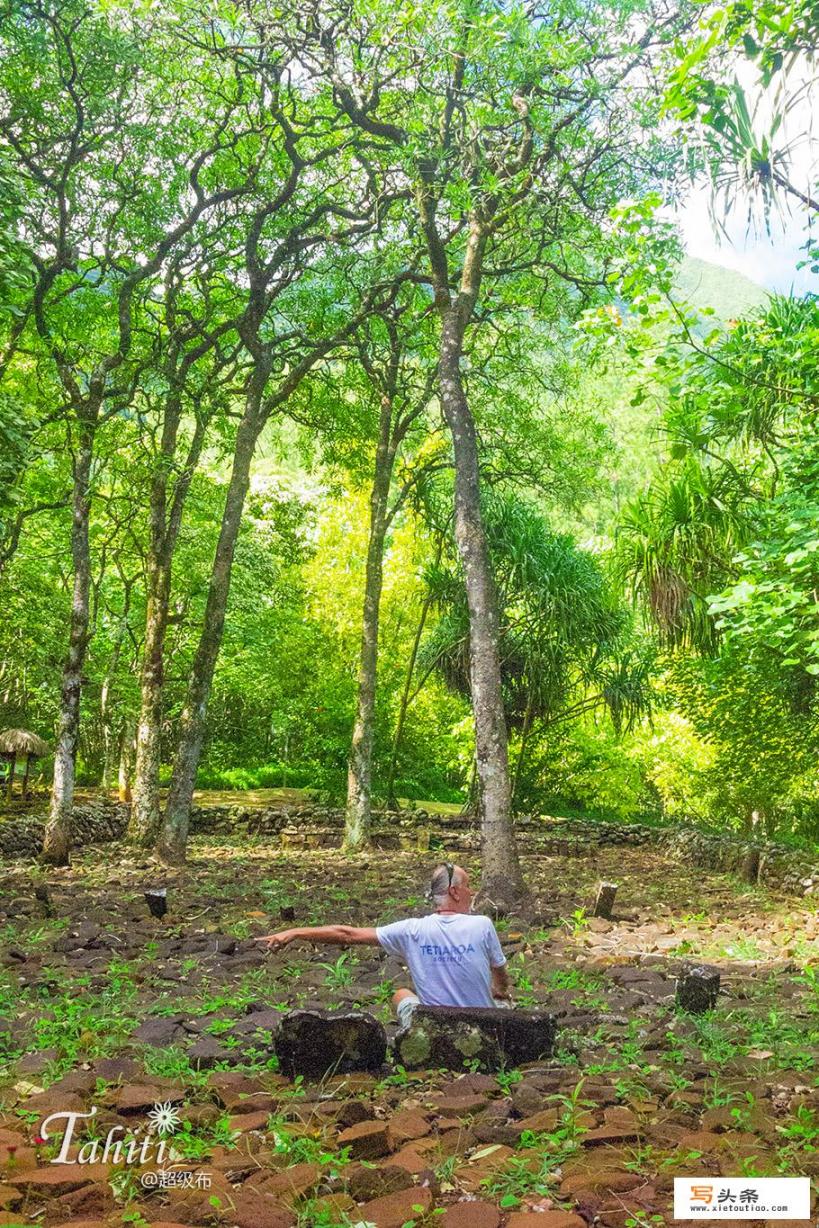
[42,423,94,865]
[460,757,478,816]
[155,403,263,863]
[131,413,206,844]
[437,308,525,910]
[510,698,534,810]
[344,402,394,850]
[6,751,15,801]
[100,581,131,792]
[118,719,134,803]
[129,560,171,844]
[385,537,442,810]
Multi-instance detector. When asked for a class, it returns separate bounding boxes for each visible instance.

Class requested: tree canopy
[0,0,817,880]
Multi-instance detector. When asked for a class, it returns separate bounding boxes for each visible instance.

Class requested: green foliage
[319,953,357,989]
[614,296,819,837]
[664,0,818,233]
[0,0,814,839]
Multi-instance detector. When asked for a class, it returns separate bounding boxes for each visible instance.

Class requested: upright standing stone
[275,1009,387,1079]
[144,888,167,918]
[743,847,760,884]
[675,965,720,1014]
[593,882,618,919]
[34,883,53,917]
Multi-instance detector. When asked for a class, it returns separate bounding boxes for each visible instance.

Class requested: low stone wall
[0,800,128,861]
[0,819,42,860]
[158,804,819,896]
[2,796,817,897]
[656,826,819,897]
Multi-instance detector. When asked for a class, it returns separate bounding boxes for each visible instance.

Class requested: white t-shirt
[375,912,507,1008]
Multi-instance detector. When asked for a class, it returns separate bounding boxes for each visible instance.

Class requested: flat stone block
[393,1005,557,1071]
[274,1009,387,1079]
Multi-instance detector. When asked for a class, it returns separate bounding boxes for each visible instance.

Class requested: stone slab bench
[274,1009,387,1079]
[394,1005,558,1071]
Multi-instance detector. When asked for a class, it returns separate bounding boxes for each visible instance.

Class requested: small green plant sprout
[270,1118,351,1174]
[495,1067,523,1094]
[319,952,355,989]
[434,1154,459,1188]
[399,1205,429,1228]
[551,1077,595,1141]
[508,952,537,1007]
[109,1167,143,1205]
[624,1142,655,1171]
[483,1146,565,1208]
[658,1148,704,1173]
[374,977,396,1005]
[381,1064,412,1087]
[737,1154,766,1178]
[703,1077,734,1109]
[614,1075,651,1103]
[777,1104,819,1155]
[121,1208,150,1227]
[563,907,590,936]
[729,1090,757,1130]
[295,1198,363,1227]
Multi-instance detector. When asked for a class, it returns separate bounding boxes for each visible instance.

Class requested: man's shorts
[396,993,421,1029]
[396,994,512,1028]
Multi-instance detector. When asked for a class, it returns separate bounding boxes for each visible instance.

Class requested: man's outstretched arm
[257,925,379,951]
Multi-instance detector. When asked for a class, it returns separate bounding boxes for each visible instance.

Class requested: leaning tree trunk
[438,309,525,910]
[156,405,262,864]
[344,406,394,851]
[42,423,94,865]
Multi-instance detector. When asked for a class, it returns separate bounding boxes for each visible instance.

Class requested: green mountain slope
[675,255,768,321]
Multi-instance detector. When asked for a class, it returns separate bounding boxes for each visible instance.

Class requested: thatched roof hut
[0,729,50,758]
[0,728,50,799]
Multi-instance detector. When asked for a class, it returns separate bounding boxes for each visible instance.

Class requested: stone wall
[192,805,818,895]
[655,825,819,897]
[0,799,128,861]
[2,796,817,897]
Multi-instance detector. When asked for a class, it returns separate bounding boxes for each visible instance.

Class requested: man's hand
[257,929,300,950]
[491,963,512,1002]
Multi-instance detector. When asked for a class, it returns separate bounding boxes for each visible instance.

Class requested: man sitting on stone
[258,861,512,1027]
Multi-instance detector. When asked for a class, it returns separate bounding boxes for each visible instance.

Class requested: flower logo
[147,1101,181,1136]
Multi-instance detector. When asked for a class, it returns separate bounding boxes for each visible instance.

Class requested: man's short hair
[430,862,458,906]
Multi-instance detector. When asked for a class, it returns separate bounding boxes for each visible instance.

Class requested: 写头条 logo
[674,1176,811,1220]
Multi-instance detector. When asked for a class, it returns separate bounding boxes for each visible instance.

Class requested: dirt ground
[1,837,818,1227]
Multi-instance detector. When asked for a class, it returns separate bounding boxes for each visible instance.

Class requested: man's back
[376,912,506,1008]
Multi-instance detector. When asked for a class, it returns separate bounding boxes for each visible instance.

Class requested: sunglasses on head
[444,862,455,888]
